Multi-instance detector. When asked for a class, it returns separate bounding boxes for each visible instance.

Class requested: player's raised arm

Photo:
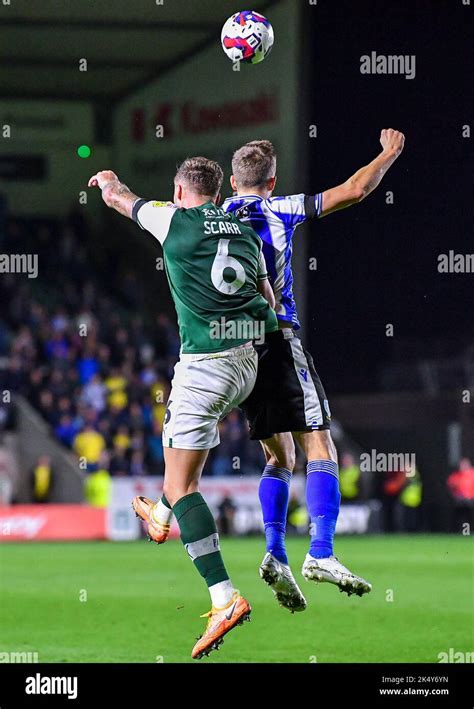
[88,170,140,219]
[319,128,405,217]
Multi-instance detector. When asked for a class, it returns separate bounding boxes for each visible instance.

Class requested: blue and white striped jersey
[222,193,322,328]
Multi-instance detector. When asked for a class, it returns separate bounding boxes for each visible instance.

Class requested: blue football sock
[306,459,341,558]
[259,464,292,565]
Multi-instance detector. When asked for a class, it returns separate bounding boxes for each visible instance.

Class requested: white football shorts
[162,342,257,450]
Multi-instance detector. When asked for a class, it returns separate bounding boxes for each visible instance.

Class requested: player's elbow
[353,186,367,202]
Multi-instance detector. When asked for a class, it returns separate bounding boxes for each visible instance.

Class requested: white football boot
[302,554,372,597]
[259,552,307,612]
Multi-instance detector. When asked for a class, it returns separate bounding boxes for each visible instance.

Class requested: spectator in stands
[109,434,130,475]
[73,423,106,466]
[85,452,111,508]
[104,366,128,410]
[128,401,145,431]
[45,330,70,362]
[56,396,74,423]
[55,414,78,447]
[81,373,107,413]
[287,492,307,534]
[113,425,131,453]
[447,457,474,532]
[11,325,35,363]
[96,417,112,447]
[382,468,407,532]
[51,307,69,334]
[77,345,100,385]
[217,496,237,536]
[31,454,54,503]
[210,424,234,476]
[339,452,362,501]
[6,356,26,394]
[147,419,164,474]
[398,463,422,532]
[383,462,422,532]
[37,389,55,424]
[130,450,146,477]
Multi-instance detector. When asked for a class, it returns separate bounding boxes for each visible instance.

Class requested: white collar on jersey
[232,194,264,201]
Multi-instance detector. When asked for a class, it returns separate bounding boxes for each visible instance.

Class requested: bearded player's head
[230,140,277,199]
[173,157,224,208]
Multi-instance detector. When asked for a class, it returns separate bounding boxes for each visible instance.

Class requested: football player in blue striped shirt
[223,129,405,611]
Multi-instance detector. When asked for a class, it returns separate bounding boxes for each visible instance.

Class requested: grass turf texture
[0,535,471,663]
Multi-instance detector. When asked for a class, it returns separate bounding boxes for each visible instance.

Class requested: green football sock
[173,492,229,588]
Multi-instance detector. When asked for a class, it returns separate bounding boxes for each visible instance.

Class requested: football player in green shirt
[89,157,277,659]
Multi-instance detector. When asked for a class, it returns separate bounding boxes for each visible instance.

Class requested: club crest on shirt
[236,206,250,220]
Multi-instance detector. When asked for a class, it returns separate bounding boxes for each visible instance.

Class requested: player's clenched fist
[88,170,119,189]
[380,129,405,156]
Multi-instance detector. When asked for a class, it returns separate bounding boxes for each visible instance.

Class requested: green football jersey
[134,199,278,354]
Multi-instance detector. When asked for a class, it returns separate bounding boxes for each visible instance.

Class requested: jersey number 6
[211,238,246,295]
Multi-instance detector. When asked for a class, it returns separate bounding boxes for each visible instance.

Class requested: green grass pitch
[0,535,472,663]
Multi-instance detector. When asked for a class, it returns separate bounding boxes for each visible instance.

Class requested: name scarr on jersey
[204,220,242,236]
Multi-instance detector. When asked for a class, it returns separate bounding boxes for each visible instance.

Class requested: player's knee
[262,433,296,472]
[296,430,338,464]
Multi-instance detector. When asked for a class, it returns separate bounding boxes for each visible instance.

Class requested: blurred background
[0,0,472,542]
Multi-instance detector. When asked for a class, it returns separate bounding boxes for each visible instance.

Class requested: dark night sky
[300,0,473,393]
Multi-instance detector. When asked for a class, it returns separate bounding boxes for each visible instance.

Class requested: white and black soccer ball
[221,10,274,64]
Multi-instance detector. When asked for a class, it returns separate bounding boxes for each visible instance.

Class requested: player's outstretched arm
[320,129,405,217]
[88,170,140,219]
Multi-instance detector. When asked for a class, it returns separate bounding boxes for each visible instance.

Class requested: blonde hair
[232,140,276,188]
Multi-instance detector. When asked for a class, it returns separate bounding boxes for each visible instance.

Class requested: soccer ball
[221,10,274,64]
